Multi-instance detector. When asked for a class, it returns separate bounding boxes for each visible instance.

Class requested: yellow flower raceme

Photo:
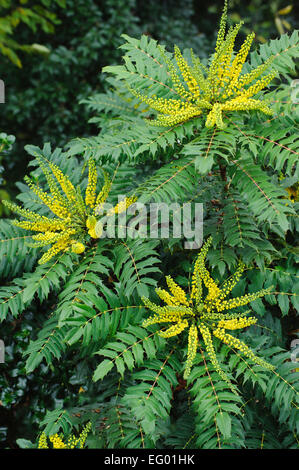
[3,158,119,264]
[94,169,113,215]
[142,237,274,388]
[185,323,198,378]
[285,182,299,202]
[37,422,91,449]
[129,0,276,129]
[106,196,138,217]
[165,275,190,306]
[4,157,139,264]
[71,241,86,254]
[49,434,67,449]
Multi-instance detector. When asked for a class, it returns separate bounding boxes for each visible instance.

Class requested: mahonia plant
[38,422,91,449]
[3,156,136,264]
[142,237,274,389]
[128,0,276,129]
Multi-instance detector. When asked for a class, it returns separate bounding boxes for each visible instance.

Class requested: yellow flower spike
[235,56,274,91]
[142,237,274,383]
[206,102,225,129]
[213,287,272,313]
[49,434,67,449]
[78,422,92,448]
[35,156,67,205]
[85,159,98,208]
[24,176,69,220]
[198,322,236,392]
[159,45,193,101]
[3,200,40,222]
[217,316,257,330]
[190,268,202,305]
[241,69,277,99]
[217,261,245,300]
[31,231,66,247]
[190,50,210,96]
[37,423,91,449]
[209,22,244,92]
[3,158,117,264]
[215,0,228,54]
[193,238,221,304]
[128,2,275,129]
[205,282,221,302]
[159,319,188,338]
[94,170,112,214]
[221,96,273,116]
[86,214,102,238]
[86,214,97,230]
[213,327,274,370]
[47,161,77,203]
[217,23,244,89]
[13,217,66,233]
[38,237,70,264]
[190,236,212,304]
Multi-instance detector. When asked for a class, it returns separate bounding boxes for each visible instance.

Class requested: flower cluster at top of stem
[130,0,276,129]
[285,182,299,203]
[4,156,136,264]
[38,422,91,449]
[4,157,109,263]
[142,236,274,390]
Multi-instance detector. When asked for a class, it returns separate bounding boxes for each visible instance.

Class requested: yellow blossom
[165,275,190,306]
[37,432,48,449]
[94,169,113,215]
[85,159,98,208]
[4,157,139,264]
[71,242,86,254]
[86,215,102,238]
[49,434,67,449]
[184,323,198,378]
[107,196,138,216]
[37,422,91,449]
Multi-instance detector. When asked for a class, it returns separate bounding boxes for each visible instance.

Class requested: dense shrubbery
[0,0,298,449]
[1,0,297,190]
